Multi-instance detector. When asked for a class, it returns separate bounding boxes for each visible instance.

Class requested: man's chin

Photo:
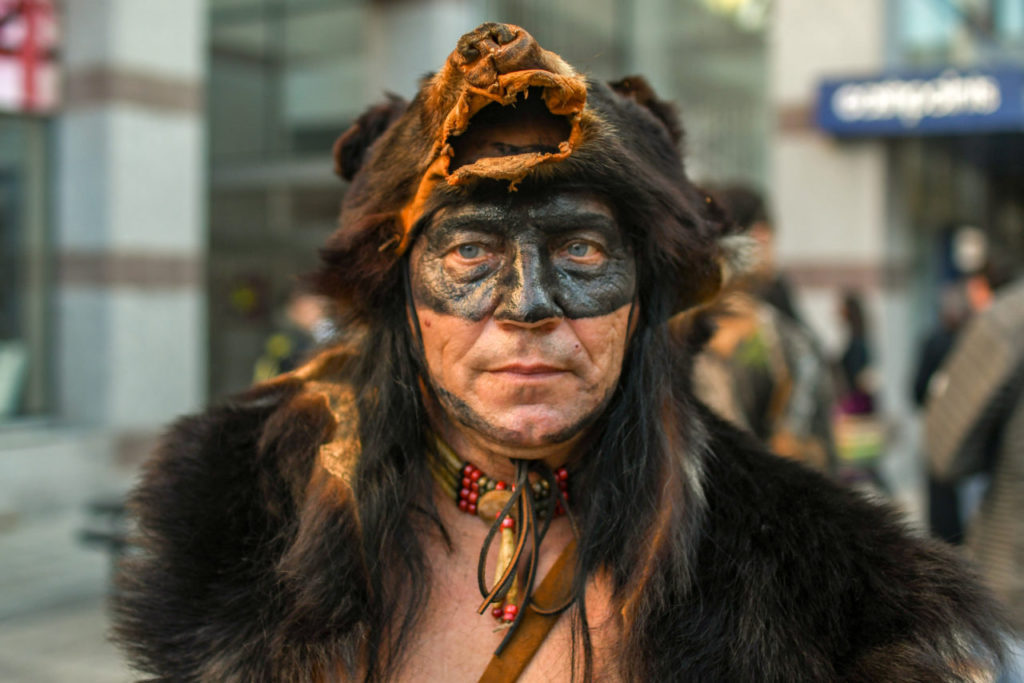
[483,414,584,449]
[431,383,611,453]
[453,400,595,449]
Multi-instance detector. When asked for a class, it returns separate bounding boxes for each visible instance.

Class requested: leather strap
[478,539,578,683]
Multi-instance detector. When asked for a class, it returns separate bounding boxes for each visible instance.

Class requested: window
[0,116,49,420]
[894,0,1024,67]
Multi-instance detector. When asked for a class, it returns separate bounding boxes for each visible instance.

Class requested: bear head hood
[315,22,729,324]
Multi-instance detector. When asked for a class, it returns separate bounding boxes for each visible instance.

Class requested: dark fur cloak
[113,346,1006,681]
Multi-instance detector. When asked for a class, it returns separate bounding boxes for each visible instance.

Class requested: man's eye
[566,242,593,258]
[457,244,483,259]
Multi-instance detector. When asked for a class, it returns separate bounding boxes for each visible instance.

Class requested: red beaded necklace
[454,460,569,519]
[426,435,573,634]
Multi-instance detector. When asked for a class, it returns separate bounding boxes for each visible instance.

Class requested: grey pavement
[0,597,133,683]
[0,498,136,682]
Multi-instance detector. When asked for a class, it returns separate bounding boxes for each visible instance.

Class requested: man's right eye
[457,244,483,259]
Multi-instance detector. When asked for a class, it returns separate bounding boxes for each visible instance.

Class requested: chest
[392,524,622,681]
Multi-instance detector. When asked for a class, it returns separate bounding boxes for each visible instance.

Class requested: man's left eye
[564,241,600,260]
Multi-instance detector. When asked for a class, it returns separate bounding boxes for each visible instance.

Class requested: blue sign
[817,67,1024,137]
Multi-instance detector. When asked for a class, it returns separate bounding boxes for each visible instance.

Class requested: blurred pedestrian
[832,290,887,491]
[837,291,873,412]
[252,288,338,382]
[914,226,1015,544]
[913,282,972,543]
[926,277,1024,680]
[681,184,837,474]
[925,276,1024,679]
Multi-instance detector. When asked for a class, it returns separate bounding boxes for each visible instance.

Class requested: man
[683,184,837,474]
[115,24,1005,681]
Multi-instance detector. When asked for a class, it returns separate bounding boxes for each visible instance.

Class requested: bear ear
[332,94,408,181]
[695,186,734,238]
[608,75,683,147]
[696,185,758,286]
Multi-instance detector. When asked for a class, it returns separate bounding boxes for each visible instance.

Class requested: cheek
[414,307,485,381]
[568,304,633,381]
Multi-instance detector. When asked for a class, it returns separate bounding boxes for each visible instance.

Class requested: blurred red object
[0,0,58,113]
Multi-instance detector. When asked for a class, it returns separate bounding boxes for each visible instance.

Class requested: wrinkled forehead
[417,190,622,241]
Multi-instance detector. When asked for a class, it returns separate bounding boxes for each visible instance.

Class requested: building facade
[0,0,206,615]
[774,0,1024,511]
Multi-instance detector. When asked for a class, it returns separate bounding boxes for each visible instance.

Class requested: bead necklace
[426,434,572,632]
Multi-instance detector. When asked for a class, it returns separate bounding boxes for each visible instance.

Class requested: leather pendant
[477,489,514,520]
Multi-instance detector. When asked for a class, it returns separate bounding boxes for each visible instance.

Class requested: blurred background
[1,0,1023,679]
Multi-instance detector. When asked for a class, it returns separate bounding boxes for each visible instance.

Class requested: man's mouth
[489,362,567,377]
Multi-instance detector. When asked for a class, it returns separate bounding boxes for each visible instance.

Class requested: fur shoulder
[113,347,366,681]
[687,409,1007,681]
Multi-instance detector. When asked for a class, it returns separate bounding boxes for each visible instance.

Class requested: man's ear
[332,94,408,181]
[608,75,682,147]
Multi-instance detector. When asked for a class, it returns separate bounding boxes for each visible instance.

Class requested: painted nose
[493,247,561,324]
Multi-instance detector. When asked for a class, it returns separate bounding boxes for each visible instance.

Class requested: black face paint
[410,193,636,322]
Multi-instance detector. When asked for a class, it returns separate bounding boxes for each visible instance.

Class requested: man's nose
[493,246,561,325]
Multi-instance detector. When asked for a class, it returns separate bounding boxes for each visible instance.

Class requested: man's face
[409,192,637,450]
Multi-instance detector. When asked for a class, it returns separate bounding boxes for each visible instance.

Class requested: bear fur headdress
[315,22,730,324]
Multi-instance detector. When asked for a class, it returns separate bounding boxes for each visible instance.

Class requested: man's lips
[488,363,568,376]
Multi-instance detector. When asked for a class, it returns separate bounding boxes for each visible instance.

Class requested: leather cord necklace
[427,435,579,654]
